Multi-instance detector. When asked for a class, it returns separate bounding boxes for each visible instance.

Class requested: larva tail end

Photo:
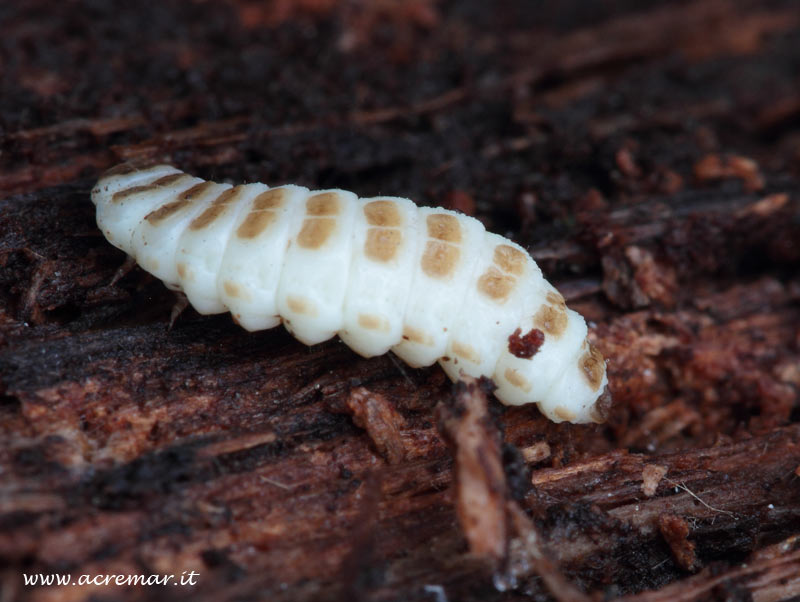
[91,162,180,205]
[91,163,141,204]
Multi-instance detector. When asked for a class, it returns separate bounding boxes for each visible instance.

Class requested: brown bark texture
[1,0,800,600]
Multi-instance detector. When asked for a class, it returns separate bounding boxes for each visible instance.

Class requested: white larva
[91,164,609,424]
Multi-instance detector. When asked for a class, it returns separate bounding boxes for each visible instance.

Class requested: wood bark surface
[1,1,800,600]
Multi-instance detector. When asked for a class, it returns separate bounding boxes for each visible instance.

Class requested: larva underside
[91,164,609,424]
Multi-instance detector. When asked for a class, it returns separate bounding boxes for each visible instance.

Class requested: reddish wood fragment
[437,378,589,601]
[641,464,667,497]
[520,441,551,465]
[576,188,608,213]
[341,387,408,465]
[616,147,642,178]
[624,246,678,307]
[653,168,684,195]
[694,154,765,191]
[735,192,789,218]
[437,378,507,562]
[658,514,697,571]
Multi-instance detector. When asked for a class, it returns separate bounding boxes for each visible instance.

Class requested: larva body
[92,164,608,423]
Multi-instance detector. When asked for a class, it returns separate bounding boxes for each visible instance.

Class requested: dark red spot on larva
[507,328,545,359]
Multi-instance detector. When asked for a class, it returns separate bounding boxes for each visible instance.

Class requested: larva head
[537,337,609,424]
[493,297,609,424]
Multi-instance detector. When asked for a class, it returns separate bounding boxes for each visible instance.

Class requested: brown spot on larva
[358,313,389,332]
[111,174,190,203]
[580,342,605,391]
[306,192,341,216]
[111,186,147,203]
[365,228,402,262]
[223,281,242,299]
[504,368,531,392]
[145,198,192,224]
[236,199,281,239]
[426,214,461,243]
[287,296,316,316]
[546,291,566,308]
[364,200,402,227]
[477,267,515,301]
[297,218,336,249]
[189,186,240,230]
[507,327,545,359]
[554,406,577,422]
[402,326,433,346]
[452,341,480,364]
[152,173,189,187]
[176,263,187,279]
[179,181,215,201]
[494,245,526,275]
[254,188,287,211]
[421,241,459,278]
[237,212,277,239]
[534,304,568,337]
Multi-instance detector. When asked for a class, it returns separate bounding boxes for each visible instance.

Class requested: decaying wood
[436,377,590,601]
[329,387,409,465]
[620,535,800,602]
[437,378,509,564]
[1,0,800,600]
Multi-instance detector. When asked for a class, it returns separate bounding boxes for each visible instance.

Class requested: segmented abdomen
[92,164,608,424]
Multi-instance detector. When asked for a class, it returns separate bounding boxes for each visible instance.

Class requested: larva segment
[339,197,419,357]
[439,235,544,381]
[94,168,199,255]
[492,286,589,416]
[91,164,179,205]
[217,185,305,331]
[392,208,486,368]
[131,181,232,288]
[544,341,609,424]
[534,290,569,338]
[175,184,261,315]
[276,189,358,345]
